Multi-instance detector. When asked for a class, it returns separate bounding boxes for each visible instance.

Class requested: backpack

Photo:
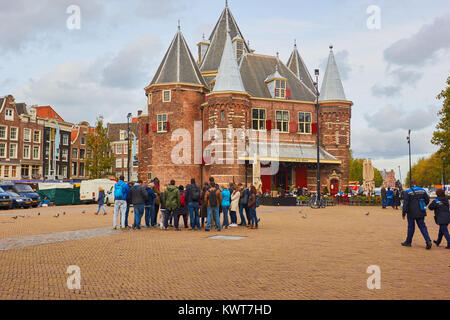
[412,188,427,212]
[240,189,249,206]
[191,185,200,202]
[114,183,124,199]
[255,195,261,208]
[209,187,219,207]
[180,192,186,207]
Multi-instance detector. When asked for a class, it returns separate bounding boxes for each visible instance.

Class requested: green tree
[432,77,450,161]
[406,152,449,187]
[86,117,115,179]
[374,168,383,187]
[349,149,385,187]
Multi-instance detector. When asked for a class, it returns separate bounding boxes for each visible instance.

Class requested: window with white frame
[276,110,289,132]
[61,165,68,178]
[23,145,31,159]
[5,109,13,121]
[0,143,6,158]
[32,165,39,177]
[123,158,128,169]
[72,162,77,176]
[10,127,18,140]
[79,163,85,177]
[298,112,312,134]
[148,93,152,105]
[62,134,69,145]
[4,165,9,177]
[157,114,168,133]
[123,143,128,155]
[163,90,171,102]
[116,144,122,154]
[62,149,68,162]
[33,130,41,143]
[81,136,85,145]
[33,146,40,160]
[79,149,85,159]
[12,166,16,178]
[252,108,266,131]
[24,128,31,142]
[9,143,17,159]
[119,130,127,141]
[116,158,122,169]
[72,148,78,159]
[0,126,7,140]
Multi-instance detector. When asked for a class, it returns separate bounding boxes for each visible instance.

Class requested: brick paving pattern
[0,204,448,300]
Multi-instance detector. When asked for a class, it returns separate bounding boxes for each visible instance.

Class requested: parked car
[80,179,116,206]
[6,192,33,209]
[0,187,12,209]
[0,183,41,207]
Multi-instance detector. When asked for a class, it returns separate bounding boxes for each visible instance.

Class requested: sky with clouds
[1,0,449,181]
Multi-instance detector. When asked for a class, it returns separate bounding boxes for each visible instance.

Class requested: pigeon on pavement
[366,212,370,216]
[302,214,308,219]
[82,210,86,214]
[54,213,59,218]
[12,216,18,219]
[37,212,40,216]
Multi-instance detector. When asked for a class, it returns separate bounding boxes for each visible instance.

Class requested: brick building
[138,3,353,193]
[35,106,73,180]
[382,169,396,188]
[107,122,139,181]
[70,121,95,180]
[0,95,44,181]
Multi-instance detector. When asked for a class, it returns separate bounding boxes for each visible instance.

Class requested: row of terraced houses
[0,95,139,182]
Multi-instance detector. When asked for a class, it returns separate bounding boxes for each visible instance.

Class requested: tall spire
[213,30,246,93]
[150,26,207,87]
[286,41,315,93]
[319,45,347,101]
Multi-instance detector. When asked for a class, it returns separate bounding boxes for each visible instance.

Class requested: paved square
[0,204,448,300]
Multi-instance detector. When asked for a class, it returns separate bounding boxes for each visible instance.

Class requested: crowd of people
[111,176,261,232]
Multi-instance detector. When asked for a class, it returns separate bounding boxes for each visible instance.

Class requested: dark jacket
[128,184,149,206]
[393,189,401,206]
[185,184,200,203]
[402,186,430,219]
[381,187,387,198]
[145,187,156,206]
[428,196,450,225]
[248,192,256,208]
[97,190,105,205]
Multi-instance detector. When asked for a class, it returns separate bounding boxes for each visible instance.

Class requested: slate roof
[239,54,316,101]
[286,43,316,93]
[107,123,138,142]
[200,5,249,72]
[213,30,245,93]
[320,46,347,101]
[150,27,207,87]
[15,103,28,115]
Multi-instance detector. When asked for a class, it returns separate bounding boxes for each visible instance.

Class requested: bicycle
[309,195,327,209]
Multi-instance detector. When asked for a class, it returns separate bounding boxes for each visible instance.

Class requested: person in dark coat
[401,180,432,249]
[381,186,387,208]
[128,180,149,230]
[95,187,107,215]
[428,189,450,249]
[144,182,156,228]
[200,183,209,228]
[173,185,189,231]
[393,188,401,210]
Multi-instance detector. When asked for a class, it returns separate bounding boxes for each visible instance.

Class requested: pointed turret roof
[150,26,207,87]
[200,3,249,72]
[320,45,347,101]
[213,30,246,93]
[287,41,316,93]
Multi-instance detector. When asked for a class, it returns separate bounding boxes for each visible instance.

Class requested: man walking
[164,180,181,228]
[128,180,149,230]
[205,181,222,232]
[186,178,201,231]
[402,180,432,250]
[113,176,130,230]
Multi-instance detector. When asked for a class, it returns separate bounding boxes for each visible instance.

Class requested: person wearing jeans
[248,186,258,229]
[207,206,221,231]
[144,182,156,228]
[205,181,222,232]
[186,179,201,230]
[128,180,149,230]
[113,176,130,230]
[96,187,107,215]
[221,185,231,229]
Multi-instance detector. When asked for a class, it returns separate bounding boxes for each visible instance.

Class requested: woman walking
[229,184,240,227]
[428,189,450,249]
[95,187,107,215]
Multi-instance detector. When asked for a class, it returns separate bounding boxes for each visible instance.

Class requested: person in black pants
[174,186,189,231]
[428,189,450,249]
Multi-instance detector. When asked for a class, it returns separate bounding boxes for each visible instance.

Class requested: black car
[6,192,33,209]
[0,187,12,209]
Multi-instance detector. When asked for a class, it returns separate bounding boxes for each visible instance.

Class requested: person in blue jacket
[113,176,130,230]
[385,187,394,208]
[95,187,107,215]
[401,180,432,250]
[144,182,156,228]
[428,189,450,249]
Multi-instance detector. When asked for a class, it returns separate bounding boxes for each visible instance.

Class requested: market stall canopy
[239,143,341,164]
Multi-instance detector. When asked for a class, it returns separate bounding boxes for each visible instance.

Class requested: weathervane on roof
[294,39,297,48]
[329,44,333,50]
[225,0,229,8]
[178,19,181,30]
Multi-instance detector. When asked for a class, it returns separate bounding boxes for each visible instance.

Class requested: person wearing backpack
[401,180,432,250]
[113,176,130,230]
[205,181,222,232]
[164,180,181,228]
[144,182,156,228]
[173,185,189,231]
[128,180,149,230]
[221,185,231,229]
[186,178,201,231]
[428,189,450,249]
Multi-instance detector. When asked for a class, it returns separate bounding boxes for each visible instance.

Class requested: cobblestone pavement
[0,204,448,300]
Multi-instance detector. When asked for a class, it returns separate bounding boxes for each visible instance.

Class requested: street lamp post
[127,113,132,182]
[314,68,321,206]
[407,130,412,187]
[443,156,447,187]
[398,165,402,186]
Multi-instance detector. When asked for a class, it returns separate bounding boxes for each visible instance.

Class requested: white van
[79,179,117,206]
